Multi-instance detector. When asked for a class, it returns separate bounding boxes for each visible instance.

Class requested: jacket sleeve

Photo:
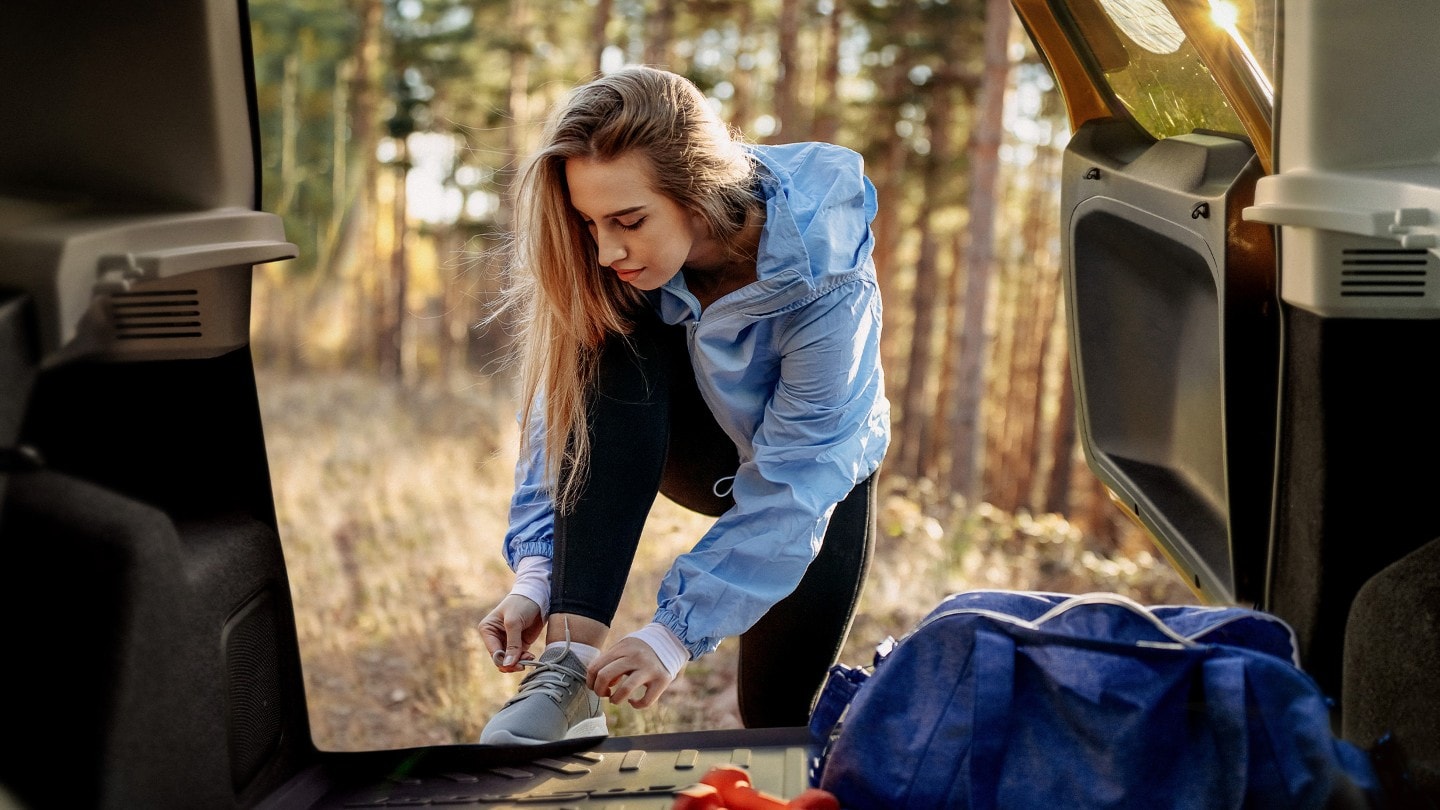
[652,276,890,659]
[502,399,557,569]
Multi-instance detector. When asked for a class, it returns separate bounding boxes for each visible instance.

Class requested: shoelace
[503,615,586,707]
[506,654,588,707]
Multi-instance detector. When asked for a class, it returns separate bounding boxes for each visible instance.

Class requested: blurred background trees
[246,0,1131,536]
[246,0,1205,748]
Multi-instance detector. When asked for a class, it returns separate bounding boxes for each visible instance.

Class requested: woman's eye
[618,218,645,232]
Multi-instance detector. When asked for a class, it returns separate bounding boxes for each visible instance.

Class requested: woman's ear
[689,207,713,239]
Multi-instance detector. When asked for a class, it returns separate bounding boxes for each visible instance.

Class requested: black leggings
[550,313,876,728]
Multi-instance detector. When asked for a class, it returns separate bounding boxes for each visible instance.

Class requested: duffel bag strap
[809,662,870,747]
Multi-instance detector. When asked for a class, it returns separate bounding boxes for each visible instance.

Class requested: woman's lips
[614,267,644,282]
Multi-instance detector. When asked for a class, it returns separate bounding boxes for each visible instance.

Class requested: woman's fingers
[595,666,665,707]
[622,672,669,708]
[478,614,507,661]
[478,595,542,671]
[588,638,673,707]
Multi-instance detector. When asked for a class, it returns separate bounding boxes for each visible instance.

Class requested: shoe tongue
[539,646,573,665]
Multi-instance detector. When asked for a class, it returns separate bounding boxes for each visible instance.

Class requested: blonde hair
[502,66,758,511]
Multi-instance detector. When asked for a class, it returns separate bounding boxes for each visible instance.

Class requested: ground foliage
[259,369,1195,751]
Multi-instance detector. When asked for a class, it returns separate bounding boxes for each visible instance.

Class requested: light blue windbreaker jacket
[503,141,891,659]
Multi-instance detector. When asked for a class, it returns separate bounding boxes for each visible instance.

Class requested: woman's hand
[587,637,676,708]
[478,594,544,672]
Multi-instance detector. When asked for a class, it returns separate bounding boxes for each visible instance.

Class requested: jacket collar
[655,157,814,323]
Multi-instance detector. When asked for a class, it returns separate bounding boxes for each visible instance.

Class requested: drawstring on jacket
[713,475,736,498]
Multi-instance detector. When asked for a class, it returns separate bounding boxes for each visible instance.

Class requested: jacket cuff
[508,540,552,566]
[509,555,551,619]
[654,608,722,661]
[624,623,689,678]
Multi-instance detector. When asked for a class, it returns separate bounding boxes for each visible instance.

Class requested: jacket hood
[748,142,878,287]
[656,141,878,322]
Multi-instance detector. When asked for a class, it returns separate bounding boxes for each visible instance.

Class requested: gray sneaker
[480,646,608,745]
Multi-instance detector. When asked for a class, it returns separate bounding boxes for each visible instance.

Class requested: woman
[478,65,890,745]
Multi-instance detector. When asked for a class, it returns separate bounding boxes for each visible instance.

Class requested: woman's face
[565,152,709,291]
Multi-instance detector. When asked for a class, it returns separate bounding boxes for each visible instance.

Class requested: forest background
[245,0,1197,751]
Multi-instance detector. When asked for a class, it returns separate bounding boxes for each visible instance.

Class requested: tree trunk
[1012,265,1058,512]
[644,0,675,69]
[1080,472,1122,552]
[1018,143,1065,512]
[331,60,349,248]
[770,0,804,141]
[276,51,300,220]
[810,2,843,144]
[1010,254,1052,514]
[872,63,911,385]
[899,71,959,483]
[507,0,533,154]
[352,0,384,374]
[896,203,944,482]
[1044,340,1078,515]
[385,139,409,383]
[944,0,1012,502]
[989,257,1026,512]
[468,0,533,381]
[924,229,967,483]
[590,0,613,75]
[729,2,756,133]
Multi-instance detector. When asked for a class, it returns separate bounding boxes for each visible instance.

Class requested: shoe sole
[480,715,609,746]
[567,716,609,739]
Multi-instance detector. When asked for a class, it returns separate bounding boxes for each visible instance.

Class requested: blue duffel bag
[808,590,1383,809]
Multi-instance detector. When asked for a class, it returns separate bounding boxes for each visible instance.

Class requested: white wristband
[626,622,690,678]
[510,555,552,619]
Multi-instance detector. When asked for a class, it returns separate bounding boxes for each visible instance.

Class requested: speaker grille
[1339,248,1431,299]
[224,589,283,791]
[109,289,203,339]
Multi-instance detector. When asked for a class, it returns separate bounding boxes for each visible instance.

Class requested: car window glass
[1208,0,1278,93]
[1069,0,1274,141]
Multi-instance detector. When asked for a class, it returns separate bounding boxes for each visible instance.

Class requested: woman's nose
[596,234,626,267]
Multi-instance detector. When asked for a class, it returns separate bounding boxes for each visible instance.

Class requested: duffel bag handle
[1033,593,1198,647]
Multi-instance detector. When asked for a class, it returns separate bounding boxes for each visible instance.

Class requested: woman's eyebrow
[601,205,646,220]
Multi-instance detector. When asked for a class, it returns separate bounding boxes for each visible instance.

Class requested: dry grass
[257,369,1196,752]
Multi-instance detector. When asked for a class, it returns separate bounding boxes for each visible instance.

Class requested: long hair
[501,66,758,511]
